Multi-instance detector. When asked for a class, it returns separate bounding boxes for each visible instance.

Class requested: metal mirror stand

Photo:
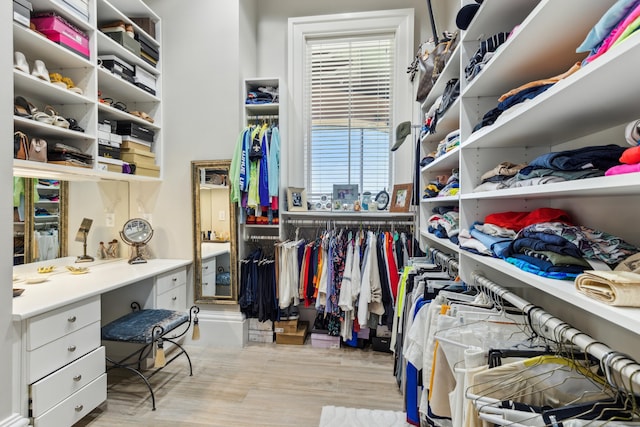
[191,160,238,304]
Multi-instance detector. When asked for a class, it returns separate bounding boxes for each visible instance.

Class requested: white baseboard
[0,414,29,427]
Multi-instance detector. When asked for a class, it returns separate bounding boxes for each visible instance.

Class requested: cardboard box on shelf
[274,319,298,334]
[105,31,141,57]
[121,138,151,152]
[121,148,156,168]
[134,164,160,178]
[275,321,308,345]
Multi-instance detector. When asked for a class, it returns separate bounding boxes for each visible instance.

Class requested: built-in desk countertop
[12,257,191,321]
[201,242,230,259]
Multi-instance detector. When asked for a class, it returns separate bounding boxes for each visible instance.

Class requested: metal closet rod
[423,246,640,391]
[470,272,640,392]
[248,235,279,241]
[427,247,459,271]
[284,219,414,227]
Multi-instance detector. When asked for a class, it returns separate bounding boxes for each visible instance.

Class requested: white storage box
[249,330,274,343]
[249,318,273,331]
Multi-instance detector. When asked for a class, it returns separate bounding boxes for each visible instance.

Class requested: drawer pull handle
[75,404,83,412]
[172,277,177,282]
[203,282,209,286]
[68,316,77,323]
[68,345,77,352]
[73,374,82,381]
[203,266,209,270]
[172,296,177,301]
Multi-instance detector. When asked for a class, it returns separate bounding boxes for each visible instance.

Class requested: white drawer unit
[30,346,105,418]
[27,295,100,351]
[33,374,107,427]
[27,321,101,384]
[201,257,217,297]
[156,266,187,295]
[157,284,186,311]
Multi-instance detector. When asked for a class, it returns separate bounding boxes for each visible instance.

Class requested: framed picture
[286,187,308,211]
[390,183,412,212]
[332,184,359,211]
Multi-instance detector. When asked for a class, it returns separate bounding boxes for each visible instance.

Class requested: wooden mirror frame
[17,178,68,264]
[191,160,238,304]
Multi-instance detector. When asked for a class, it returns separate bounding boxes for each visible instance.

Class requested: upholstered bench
[101,302,200,410]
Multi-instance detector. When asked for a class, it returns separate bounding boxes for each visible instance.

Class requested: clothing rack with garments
[471,271,640,392]
[402,245,640,426]
[424,245,640,390]
[275,220,424,344]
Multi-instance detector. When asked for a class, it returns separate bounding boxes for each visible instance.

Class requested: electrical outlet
[105,213,115,227]
[218,210,225,220]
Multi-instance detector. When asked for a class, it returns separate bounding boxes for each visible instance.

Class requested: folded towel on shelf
[575,270,640,307]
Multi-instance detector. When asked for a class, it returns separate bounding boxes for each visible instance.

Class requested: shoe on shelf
[66,118,85,132]
[288,305,300,320]
[131,111,154,123]
[279,306,290,321]
[53,116,70,129]
[31,60,50,83]
[14,96,35,118]
[49,72,67,89]
[14,51,29,74]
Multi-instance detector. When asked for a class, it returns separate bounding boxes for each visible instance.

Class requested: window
[304,36,394,202]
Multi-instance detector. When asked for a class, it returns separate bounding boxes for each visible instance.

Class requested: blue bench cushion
[216,271,231,285]
[101,309,189,344]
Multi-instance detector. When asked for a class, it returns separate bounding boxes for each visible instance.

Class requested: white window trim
[287,9,415,190]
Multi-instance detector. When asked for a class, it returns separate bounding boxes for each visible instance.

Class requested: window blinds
[304,35,394,202]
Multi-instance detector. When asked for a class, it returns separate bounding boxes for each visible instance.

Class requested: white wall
[144,0,243,263]
[254,0,429,186]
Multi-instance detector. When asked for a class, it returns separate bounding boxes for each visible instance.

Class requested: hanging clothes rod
[248,235,279,241]
[423,245,640,391]
[284,219,414,227]
[471,271,640,392]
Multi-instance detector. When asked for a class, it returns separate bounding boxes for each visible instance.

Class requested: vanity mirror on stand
[191,160,238,304]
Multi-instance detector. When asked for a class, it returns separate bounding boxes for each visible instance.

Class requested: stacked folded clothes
[578,0,640,65]
[426,205,459,244]
[459,207,640,280]
[474,145,627,191]
[606,144,640,175]
[438,170,459,197]
[473,63,582,132]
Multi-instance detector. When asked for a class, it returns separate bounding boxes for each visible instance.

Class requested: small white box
[134,66,157,90]
[97,122,111,133]
[249,318,273,331]
[97,130,110,141]
[248,330,274,343]
[109,133,122,144]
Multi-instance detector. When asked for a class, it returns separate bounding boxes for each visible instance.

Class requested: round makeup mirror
[120,217,154,264]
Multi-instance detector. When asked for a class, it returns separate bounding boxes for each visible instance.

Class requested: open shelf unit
[417,0,640,356]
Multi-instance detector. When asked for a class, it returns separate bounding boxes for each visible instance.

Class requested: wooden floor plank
[77,341,404,426]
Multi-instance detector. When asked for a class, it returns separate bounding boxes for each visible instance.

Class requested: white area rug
[319,405,411,427]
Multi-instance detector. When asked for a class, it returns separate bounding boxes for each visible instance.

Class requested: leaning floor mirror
[191,160,238,304]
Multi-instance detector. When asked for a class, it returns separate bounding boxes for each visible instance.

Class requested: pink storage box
[311,333,340,349]
[32,15,90,58]
[41,31,90,59]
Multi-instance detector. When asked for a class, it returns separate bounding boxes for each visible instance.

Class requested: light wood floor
[78,340,404,426]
